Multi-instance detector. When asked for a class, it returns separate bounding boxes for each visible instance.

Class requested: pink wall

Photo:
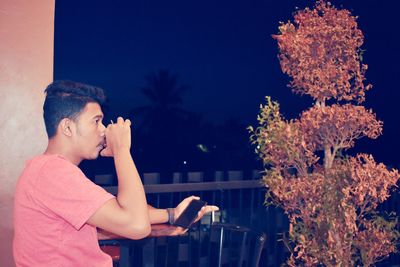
[0,0,54,266]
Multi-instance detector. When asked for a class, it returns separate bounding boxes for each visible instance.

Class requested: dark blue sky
[54,0,400,166]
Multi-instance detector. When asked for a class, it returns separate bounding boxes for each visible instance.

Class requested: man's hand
[150,224,188,237]
[173,196,219,224]
[101,117,131,157]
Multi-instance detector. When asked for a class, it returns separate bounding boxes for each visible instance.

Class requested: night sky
[54,0,400,169]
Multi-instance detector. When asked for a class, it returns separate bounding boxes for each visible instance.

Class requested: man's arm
[148,205,169,224]
[88,117,151,239]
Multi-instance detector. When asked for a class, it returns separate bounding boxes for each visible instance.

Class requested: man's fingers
[100,147,112,157]
[176,227,188,234]
[197,205,219,217]
[117,117,124,124]
[110,117,131,127]
[185,195,200,202]
[206,205,219,212]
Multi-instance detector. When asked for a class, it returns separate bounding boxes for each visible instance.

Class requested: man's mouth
[98,140,107,149]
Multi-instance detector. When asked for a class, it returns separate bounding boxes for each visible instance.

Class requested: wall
[0,0,54,266]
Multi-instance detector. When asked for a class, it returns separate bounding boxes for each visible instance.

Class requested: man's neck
[45,139,81,165]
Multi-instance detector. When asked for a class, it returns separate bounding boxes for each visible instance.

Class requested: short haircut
[43,80,106,138]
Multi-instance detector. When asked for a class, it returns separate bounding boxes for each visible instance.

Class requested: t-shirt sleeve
[34,157,115,230]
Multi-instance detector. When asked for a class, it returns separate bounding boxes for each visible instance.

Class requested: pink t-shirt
[13,154,115,267]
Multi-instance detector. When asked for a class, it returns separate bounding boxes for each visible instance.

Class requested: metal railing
[103,178,290,266]
[101,174,400,266]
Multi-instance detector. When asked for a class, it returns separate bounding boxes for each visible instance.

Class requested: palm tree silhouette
[129,69,194,174]
[130,69,189,132]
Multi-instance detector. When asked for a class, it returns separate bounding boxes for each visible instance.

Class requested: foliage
[249,1,400,266]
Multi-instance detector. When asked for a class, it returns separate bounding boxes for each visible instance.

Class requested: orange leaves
[355,216,399,266]
[250,1,400,266]
[300,104,382,151]
[347,154,399,207]
[266,170,326,218]
[274,1,371,103]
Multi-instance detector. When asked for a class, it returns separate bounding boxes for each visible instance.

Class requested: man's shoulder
[21,154,78,180]
[17,154,87,197]
[30,154,73,169]
[15,155,71,200]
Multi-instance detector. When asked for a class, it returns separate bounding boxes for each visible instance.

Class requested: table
[98,224,187,267]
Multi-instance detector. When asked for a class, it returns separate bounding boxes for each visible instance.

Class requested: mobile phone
[173,199,207,228]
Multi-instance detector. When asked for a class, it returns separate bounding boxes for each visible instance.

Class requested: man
[13,80,218,267]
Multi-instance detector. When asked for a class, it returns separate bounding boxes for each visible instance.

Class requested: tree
[249,1,400,266]
[128,69,191,173]
[130,69,189,132]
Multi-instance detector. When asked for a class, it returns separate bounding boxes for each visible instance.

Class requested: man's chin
[86,151,101,160]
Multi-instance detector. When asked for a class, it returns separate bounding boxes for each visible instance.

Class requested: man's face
[72,102,106,161]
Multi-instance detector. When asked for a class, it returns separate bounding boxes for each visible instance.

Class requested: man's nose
[100,122,106,135]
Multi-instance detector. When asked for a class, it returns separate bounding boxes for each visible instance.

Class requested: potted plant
[249,1,400,266]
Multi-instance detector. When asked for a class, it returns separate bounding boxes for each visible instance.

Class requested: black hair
[43,80,106,138]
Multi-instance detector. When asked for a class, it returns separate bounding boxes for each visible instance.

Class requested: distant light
[257,145,260,149]
[196,144,209,153]
[183,161,187,165]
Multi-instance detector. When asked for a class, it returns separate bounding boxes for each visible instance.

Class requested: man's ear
[59,118,74,137]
